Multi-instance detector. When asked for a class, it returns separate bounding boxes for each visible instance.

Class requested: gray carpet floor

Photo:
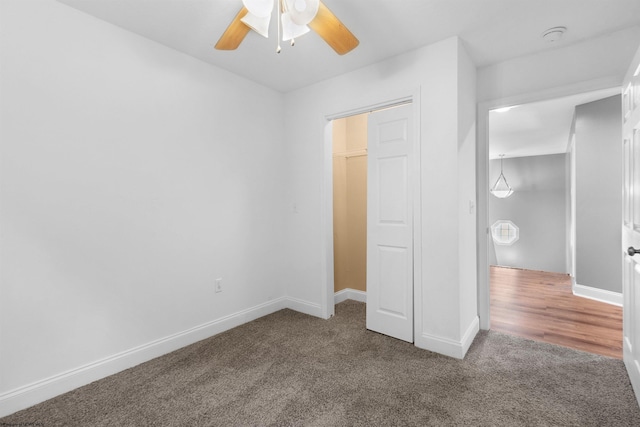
[2,300,640,426]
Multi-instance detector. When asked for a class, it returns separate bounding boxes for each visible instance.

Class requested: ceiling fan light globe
[242,0,273,18]
[294,0,306,12]
[241,13,271,38]
[285,0,319,25]
[282,12,310,41]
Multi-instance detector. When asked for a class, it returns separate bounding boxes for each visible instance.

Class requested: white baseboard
[0,296,307,418]
[285,296,323,317]
[415,316,480,360]
[460,316,480,356]
[573,283,622,306]
[334,288,367,304]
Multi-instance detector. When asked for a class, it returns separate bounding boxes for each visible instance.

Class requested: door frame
[320,89,421,327]
[477,77,621,330]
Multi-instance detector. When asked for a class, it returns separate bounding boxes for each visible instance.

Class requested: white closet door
[366,104,414,342]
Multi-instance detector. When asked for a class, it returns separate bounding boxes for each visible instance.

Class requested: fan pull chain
[276,0,282,53]
[287,0,295,47]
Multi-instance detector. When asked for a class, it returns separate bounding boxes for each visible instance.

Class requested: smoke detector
[542,26,567,43]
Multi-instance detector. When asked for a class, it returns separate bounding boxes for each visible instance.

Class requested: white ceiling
[57,0,640,93]
[489,88,622,159]
[55,0,639,159]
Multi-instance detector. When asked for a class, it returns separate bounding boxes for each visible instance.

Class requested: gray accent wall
[574,95,622,293]
[489,154,568,274]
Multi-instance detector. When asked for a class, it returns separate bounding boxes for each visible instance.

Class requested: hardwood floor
[490,265,623,359]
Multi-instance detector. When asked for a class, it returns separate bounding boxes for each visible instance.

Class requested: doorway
[328,101,417,343]
[483,88,624,357]
[478,83,622,329]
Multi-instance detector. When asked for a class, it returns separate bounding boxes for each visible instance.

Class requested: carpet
[2,301,639,426]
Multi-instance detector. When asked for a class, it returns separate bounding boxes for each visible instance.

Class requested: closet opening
[332,113,368,305]
[328,100,416,343]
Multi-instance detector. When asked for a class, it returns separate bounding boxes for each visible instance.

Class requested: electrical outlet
[215,278,222,293]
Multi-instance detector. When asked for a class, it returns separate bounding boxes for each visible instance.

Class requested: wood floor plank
[490,265,623,359]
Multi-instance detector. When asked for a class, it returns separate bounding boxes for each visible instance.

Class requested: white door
[366,103,414,342]
[622,50,640,405]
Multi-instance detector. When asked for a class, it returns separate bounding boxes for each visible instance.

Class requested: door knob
[629,247,640,256]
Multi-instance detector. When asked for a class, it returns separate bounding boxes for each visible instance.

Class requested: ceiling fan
[215,0,359,55]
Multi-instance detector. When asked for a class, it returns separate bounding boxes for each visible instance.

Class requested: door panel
[366,104,414,342]
[634,263,640,359]
[624,137,631,226]
[633,131,640,227]
[623,51,640,406]
[377,245,409,316]
[378,156,408,224]
[624,256,633,353]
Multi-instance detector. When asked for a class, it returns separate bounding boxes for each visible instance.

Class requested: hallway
[490,266,623,358]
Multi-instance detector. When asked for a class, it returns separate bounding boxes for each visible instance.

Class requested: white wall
[283,37,478,358]
[457,44,478,346]
[477,26,640,103]
[489,154,569,274]
[574,95,623,293]
[0,0,286,413]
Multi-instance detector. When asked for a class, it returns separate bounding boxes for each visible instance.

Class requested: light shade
[285,0,319,25]
[243,0,273,17]
[490,185,514,198]
[281,12,310,41]
[241,12,271,38]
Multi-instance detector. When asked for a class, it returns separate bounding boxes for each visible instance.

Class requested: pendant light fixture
[490,154,514,198]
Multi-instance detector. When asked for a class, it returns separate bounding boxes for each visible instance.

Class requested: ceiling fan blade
[215,7,251,50]
[308,1,359,55]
